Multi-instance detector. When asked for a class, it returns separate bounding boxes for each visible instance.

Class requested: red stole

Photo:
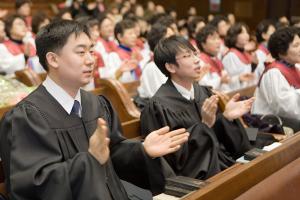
[259,61,300,89]
[3,39,36,57]
[229,48,252,65]
[97,37,117,53]
[115,46,142,79]
[258,44,270,56]
[199,52,223,76]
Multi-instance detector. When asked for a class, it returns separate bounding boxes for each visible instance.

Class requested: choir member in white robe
[252,27,300,121]
[196,25,231,92]
[137,23,174,100]
[104,19,146,82]
[0,14,35,76]
[254,20,276,78]
[222,23,258,91]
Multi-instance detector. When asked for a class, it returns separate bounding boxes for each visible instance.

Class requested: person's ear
[165,63,176,74]
[46,52,59,69]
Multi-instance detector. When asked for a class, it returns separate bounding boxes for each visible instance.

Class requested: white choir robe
[254,48,268,79]
[101,51,148,83]
[222,52,257,91]
[137,61,167,98]
[0,43,26,76]
[251,68,300,120]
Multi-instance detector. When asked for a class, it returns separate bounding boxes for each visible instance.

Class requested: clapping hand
[143,126,189,158]
[223,93,255,121]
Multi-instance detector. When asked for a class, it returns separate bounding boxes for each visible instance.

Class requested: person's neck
[171,77,193,91]
[49,74,79,99]
[10,36,23,44]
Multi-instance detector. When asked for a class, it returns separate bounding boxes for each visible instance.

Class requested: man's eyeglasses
[176,51,200,60]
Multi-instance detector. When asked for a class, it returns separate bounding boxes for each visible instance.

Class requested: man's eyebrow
[74,44,95,49]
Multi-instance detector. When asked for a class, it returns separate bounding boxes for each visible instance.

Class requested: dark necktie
[71,100,80,117]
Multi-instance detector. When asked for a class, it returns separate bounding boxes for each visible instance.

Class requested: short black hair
[4,14,25,38]
[31,12,49,34]
[15,0,31,10]
[225,22,249,48]
[76,16,99,29]
[35,20,91,71]
[147,23,169,52]
[187,16,205,38]
[209,15,228,28]
[195,25,217,51]
[256,20,275,43]
[268,27,299,60]
[154,35,196,77]
[114,19,136,43]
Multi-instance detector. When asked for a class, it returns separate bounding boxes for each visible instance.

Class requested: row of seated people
[1,10,299,125]
[0,33,296,200]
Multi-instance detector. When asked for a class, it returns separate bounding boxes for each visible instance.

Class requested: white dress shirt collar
[42,76,82,116]
[171,80,195,100]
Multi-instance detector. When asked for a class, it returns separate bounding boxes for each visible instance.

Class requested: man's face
[281,35,300,64]
[100,18,114,39]
[53,33,95,89]
[17,3,31,17]
[202,32,221,56]
[169,48,202,82]
[10,18,27,40]
[118,28,137,48]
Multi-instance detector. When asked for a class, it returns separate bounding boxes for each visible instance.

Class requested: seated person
[94,14,118,61]
[255,20,276,78]
[222,22,258,90]
[0,20,190,199]
[141,35,253,180]
[252,27,300,121]
[196,25,231,91]
[0,14,35,76]
[136,23,174,107]
[103,19,146,82]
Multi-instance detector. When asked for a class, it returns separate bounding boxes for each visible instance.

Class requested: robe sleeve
[0,103,124,200]
[98,97,165,195]
[253,69,300,120]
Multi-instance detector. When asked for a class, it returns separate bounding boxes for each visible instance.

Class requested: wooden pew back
[183,132,300,200]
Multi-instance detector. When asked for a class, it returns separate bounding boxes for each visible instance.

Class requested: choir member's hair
[154,35,196,77]
[114,19,136,43]
[147,23,169,52]
[256,20,275,43]
[195,25,217,51]
[4,14,25,38]
[208,15,228,28]
[187,16,205,39]
[53,8,72,21]
[32,12,50,34]
[76,16,99,29]
[35,20,91,71]
[225,22,249,48]
[268,27,299,60]
[15,0,31,10]
[157,15,176,28]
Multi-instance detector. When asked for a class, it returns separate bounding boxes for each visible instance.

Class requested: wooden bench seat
[182,132,300,200]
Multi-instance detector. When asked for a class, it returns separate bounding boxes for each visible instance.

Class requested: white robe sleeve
[251,68,300,120]
[222,52,256,90]
[137,61,167,98]
[0,44,26,76]
[198,72,221,90]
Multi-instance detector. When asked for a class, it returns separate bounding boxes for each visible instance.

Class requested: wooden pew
[91,78,140,123]
[226,85,256,99]
[182,132,300,200]
[15,69,43,87]
[122,80,140,98]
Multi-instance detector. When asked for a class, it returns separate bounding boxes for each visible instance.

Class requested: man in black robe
[0,20,189,200]
[141,36,254,180]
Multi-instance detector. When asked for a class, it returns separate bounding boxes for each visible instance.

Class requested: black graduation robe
[0,85,164,200]
[140,79,251,180]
